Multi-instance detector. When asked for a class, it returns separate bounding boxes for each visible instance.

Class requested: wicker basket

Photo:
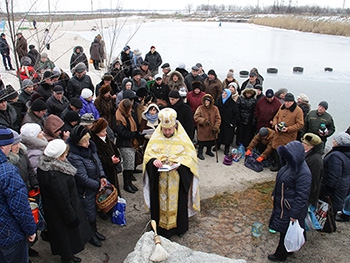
[96,184,118,213]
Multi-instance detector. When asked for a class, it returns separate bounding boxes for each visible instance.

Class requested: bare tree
[185,4,193,15]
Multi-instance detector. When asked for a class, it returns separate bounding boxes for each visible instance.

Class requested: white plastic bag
[284,220,305,252]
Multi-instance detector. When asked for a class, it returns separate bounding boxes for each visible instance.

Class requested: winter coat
[0,37,10,55]
[70,46,89,71]
[301,110,335,143]
[222,78,240,90]
[184,73,203,92]
[131,77,147,92]
[27,48,40,67]
[8,144,38,192]
[95,80,119,97]
[94,94,115,126]
[194,94,221,142]
[246,128,275,160]
[43,114,64,142]
[298,102,310,120]
[18,65,39,81]
[66,74,94,101]
[110,64,126,90]
[15,35,28,59]
[186,90,206,125]
[255,96,281,131]
[320,144,350,212]
[140,67,153,81]
[144,50,162,72]
[236,88,257,126]
[20,134,48,173]
[269,141,311,233]
[0,104,22,132]
[305,143,324,207]
[22,109,45,129]
[121,51,133,77]
[272,102,304,150]
[36,82,54,101]
[46,94,70,117]
[89,38,103,61]
[150,82,170,103]
[215,95,239,145]
[132,53,143,70]
[0,149,37,247]
[37,155,92,258]
[204,77,222,102]
[168,71,187,91]
[67,140,105,222]
[80,97,100,120]
[169,98,194,141]
[239,78,261,95]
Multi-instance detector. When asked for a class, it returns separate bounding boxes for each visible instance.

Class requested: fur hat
[101,73,113,81]
[99,84,111,95]
[333,132,350,146]
[284,93,295,102]
[302,133,322,146]
[158,108,177,128]
[20,123,42,138]
[168,90,180,99]
[0,126,14,146]
[81,88,93,99]
[44,139,67,158]
[74,62,87,73]
[90,117,108,134]
[192,81,203,91]
[319,101,328,110]
[80,113,95,126]
[259,127,269,137]
[69,125,89,145]
[70,97,83,109]
[31,99,47,111]
[297,93,309,103]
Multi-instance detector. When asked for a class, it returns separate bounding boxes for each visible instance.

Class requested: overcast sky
[2,0,348,12]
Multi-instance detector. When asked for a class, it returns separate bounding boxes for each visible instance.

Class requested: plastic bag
[305,205,322,231]
[284,220,305,252]
[111,197,126,226]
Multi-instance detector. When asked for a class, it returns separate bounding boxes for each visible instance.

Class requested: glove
[212,127,220,133]
[245,149,252,156]
[204,119,211,126]
[256,156,264,162]
[66,217,80,228]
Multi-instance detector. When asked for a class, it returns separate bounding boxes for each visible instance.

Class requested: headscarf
[115,99,138,146]
[222,88,231,104]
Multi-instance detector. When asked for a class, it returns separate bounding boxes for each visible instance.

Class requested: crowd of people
[1,38,350,263]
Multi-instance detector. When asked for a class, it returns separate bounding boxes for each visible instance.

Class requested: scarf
[37,155,77,176]
[145,112,158,124]
[115,100,138,147]
[222,88,231,104]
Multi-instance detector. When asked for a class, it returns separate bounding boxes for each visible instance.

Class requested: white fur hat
[20,123,42,138]
[81,88,93,99]
[44,139,67,158]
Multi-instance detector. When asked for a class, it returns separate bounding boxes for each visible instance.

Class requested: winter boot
[270,150,281,172]
[205,143,215,157]
[197,146,204,160]
[224,145,230,156]
[90,221,106,241]
[127,170,138,192]
[123,171,136,193]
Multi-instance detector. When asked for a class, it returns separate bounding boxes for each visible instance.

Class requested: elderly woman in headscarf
[115,99,141,194]
[320,132,350,214]
[37,139,92,263]
[215,88,239,155]
[67,125,108,248]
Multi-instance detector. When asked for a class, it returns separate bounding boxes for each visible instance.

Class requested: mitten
[245,149,252,156]
[256,156,264,162]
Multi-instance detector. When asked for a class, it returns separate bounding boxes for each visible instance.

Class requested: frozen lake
[75,19,350,146]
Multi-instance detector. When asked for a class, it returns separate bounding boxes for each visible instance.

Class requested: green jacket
[301,110,335,142]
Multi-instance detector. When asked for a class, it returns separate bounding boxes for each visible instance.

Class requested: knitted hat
[69,125,89,144]
[64,111,80,123]
[168,90,180,99]
[80,113,95,126]
[136,88,148,98]
[259,127,269,137]
[302,133,322,146]
[249,70,258,77]
[41,52,48,58]
[10,129,21,144]
[228,82,238,90]
[158,108,177,128]
[20,56,31,66]
[155,74,162,80]
[319,101,328,110]
[20,123,42,138]
[22,79,34,89]
[297,93,309,103]
[43,71,54,79]
[226,71,234,78]
[44,139,67,158]
[333,132,350,146]
[81,88,93,99]
[29,44,35,50]
[284,93,295,102]
[90,117,108,134]
[31,99,47,111]
[70,97,83,109]
[5,85,18,101]
[74,62,87,73]
[99,84,111,95]
[0,126,14,146]
[132,69,141,77]
[177,63,186,69]
[265,89,274,98]
[207,69,216,77]
[141,61,149,66]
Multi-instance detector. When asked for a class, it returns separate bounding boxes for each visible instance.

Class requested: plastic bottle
[237,144,245,159]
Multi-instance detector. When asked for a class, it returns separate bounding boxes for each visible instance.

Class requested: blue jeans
[1,54,13,69]
[342,194,350,216]
[0,238,28,263]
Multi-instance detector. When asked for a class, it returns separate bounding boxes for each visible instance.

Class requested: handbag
[135,146,144,166]
[314,199,329,230]
[320,197,337,233]
[244,154,263,172]
[284,220,305,252]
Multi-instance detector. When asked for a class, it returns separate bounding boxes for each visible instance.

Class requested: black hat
[53,85,64,94]
[69,125,88,145]
[192,81,203,91]
[136,88,148,98]
[249,70,258,77]
[31,99,47,111]
[168,90,181,99]
[255,84,263,91]
[123,90,138,100]
[0,88,7,102]
[64,111,80,123]
[196,63,203,68]
[284,93,295,102]
[5,85,18,101]
[29,44,35,50]
[0,33,5,37]
[207,69,216,76]
[43,71,54,79]
[132,69,141,77]
[318,101,328,110]
[70,97,83,109]
[265,89,274,98]
[141,61,149,66]
[161,63,170,69]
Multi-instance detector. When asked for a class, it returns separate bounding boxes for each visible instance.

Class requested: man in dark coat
[15,32,28,60]
[46,85,70,117]
[168,90,194,141]
[70,46,88,72]
[66,63,94,101]
[255,89,281,131]
[0,89,22,132]
[184,65,203,92]
[36,71,55,101]
[26,44,40,68]
[144,45,162,76]
[268,141,311,262]
[0,33,14,70]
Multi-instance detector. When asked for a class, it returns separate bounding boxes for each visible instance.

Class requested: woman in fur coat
[37,139,93,263]
[94,84,116,127]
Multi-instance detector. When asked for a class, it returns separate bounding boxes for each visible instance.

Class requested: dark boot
[130,174,137,181]
[89,235,102,247]
[270,150,281,172]
[224,145,230,155]
[197,146,204,160]
[205,145,215,157]
[90,221,106,241]
[123,170,136,193]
